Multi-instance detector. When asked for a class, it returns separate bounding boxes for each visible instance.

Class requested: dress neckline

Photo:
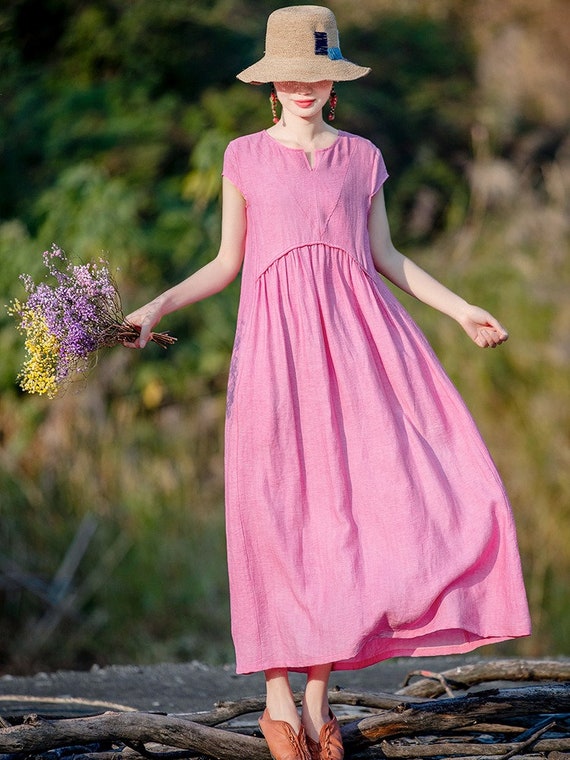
[262,129,344,170]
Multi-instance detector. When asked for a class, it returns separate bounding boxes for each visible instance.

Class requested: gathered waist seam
[255,242,375,282]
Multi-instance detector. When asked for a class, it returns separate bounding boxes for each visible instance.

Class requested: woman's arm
[125,178,246,348]
[368,188,508,348]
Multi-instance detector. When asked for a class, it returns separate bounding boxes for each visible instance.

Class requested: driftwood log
[0,659,569,759]
[397,660,570,698]
[342,684,570,744]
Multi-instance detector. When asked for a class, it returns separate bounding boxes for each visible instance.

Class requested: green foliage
[341,14,476,241]
[35,164,142,259]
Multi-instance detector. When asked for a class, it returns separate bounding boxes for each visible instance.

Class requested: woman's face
[273,80,333,121]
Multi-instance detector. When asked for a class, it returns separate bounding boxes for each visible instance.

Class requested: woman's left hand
[458,305,509,348]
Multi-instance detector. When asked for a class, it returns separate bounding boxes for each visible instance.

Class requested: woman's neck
[267,115,338,150]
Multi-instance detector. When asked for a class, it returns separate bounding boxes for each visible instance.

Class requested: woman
[125,7,530,759]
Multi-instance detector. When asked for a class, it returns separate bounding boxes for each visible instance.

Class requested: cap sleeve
[222,140,245,196]
[371,144,389,197]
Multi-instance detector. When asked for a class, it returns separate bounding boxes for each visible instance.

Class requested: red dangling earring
[328,86,337,122]
[270,84,279,124]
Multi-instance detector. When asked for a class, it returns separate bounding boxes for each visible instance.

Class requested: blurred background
[0,0,568,675]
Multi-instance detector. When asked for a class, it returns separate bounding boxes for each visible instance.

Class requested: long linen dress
[222,129,530,675]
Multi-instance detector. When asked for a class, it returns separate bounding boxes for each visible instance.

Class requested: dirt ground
[0,654,480,719]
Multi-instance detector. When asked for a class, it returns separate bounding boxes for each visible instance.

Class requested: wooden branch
[342,684,570,746]
[398,658,570,698]
[1,670,569,759]
[177,689,425,726]
[452,723,527,734]
[381,738,570,758]
[352,752,550,760]
[329,688,429,709]
[0,694,138,715]
[61,748,176,760]
[0,711,270,760]
[123,739,200,760]
[401,669,458,698]
[500,719,555,760]
[70,754,146,760]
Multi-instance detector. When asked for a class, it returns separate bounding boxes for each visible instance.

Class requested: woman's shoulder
[340,131,389,189]
[223,132,268,189]
[225,131,267,153]
[340,130,383,155]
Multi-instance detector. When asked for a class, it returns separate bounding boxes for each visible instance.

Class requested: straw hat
[237,5,370,84]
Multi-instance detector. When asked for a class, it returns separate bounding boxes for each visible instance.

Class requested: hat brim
[237,55,370,84]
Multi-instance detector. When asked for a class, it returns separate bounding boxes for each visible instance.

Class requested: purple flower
[9,244,176,396]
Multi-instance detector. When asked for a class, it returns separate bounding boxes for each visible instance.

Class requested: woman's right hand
[457,304,509,348]
[123,298,164,349]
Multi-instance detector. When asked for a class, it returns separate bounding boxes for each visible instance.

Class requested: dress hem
[234,630,532,675]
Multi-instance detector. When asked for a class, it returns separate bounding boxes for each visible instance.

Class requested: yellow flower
[11,303,60,398]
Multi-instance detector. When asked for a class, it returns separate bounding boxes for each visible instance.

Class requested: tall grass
[0,353,233,673]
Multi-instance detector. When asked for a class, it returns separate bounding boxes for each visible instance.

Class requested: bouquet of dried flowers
[7,244,176,398]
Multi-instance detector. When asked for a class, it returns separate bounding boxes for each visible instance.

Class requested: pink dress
[222,129,530,675]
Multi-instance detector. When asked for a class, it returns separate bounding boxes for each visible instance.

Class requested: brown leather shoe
[305,711,344,760]
[306,734,320,760]
[259,709,311,760]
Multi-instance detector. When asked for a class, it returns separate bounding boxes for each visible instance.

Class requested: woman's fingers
[476,326,508,348]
